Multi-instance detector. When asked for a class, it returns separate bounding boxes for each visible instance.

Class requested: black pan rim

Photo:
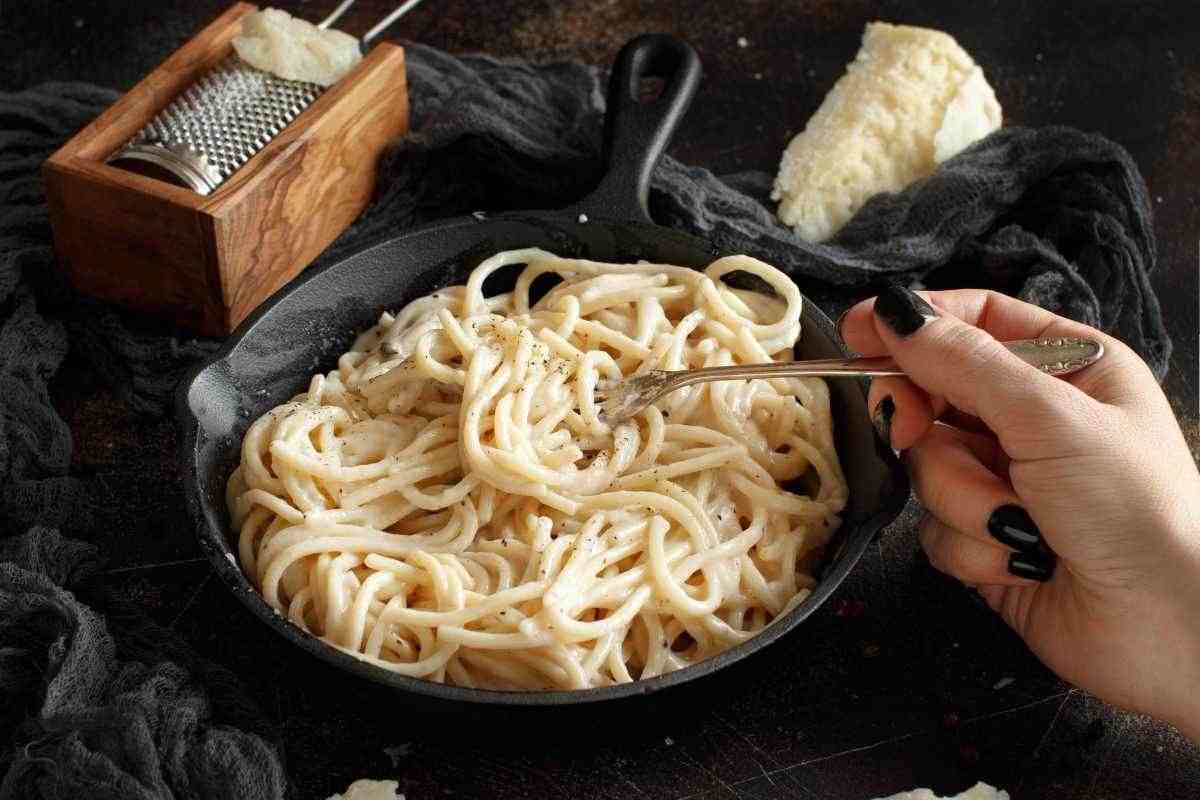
[176,211,910,706]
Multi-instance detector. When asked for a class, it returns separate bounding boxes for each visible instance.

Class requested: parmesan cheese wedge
[772,22,1002,242]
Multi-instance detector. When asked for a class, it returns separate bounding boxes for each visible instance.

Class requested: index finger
[838,288,1145,403]
[842,290,1064,351]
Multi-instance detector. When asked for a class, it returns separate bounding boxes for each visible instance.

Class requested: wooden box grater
[42,3,409,336]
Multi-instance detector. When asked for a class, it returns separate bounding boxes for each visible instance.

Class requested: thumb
[871,283,1099,460]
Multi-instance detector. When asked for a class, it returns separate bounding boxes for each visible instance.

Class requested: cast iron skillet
[177,34,909,706]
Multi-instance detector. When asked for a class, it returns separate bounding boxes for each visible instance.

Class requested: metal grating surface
[123,55,324,187]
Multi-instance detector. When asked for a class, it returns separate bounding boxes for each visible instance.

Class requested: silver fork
[595,336,1104,423]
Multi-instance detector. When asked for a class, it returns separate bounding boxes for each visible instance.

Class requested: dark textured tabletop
[3,1,1198,798]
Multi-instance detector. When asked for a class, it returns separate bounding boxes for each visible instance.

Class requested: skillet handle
[573,34,702,224]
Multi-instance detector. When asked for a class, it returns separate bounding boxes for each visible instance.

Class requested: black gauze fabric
[0,44,1172,799]
[340,44,1170,376]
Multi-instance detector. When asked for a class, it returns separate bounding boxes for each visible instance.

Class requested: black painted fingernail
[987,505,1043,552]
[1008,550,1055,582]
[874,283,938,337]
[872,395,895,446]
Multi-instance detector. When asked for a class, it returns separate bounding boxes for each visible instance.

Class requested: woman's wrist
[1161,514,1200,743]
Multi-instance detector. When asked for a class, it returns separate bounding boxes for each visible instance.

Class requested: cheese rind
[772,22,1002,242]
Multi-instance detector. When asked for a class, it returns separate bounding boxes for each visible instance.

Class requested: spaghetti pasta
[228,249,848,690]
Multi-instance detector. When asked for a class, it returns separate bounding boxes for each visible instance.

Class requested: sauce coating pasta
[228,249,847,690]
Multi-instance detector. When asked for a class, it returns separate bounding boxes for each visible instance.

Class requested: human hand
[838,284,1200,740]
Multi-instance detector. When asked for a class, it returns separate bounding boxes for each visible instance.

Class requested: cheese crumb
[326,779,404,800]
[873,782,1009,800]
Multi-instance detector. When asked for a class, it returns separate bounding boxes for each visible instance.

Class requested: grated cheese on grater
[233,7,362,87]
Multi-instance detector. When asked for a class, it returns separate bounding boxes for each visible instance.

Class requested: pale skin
[839,287,1200,742]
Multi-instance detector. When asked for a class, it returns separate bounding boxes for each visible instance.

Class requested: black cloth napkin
[0,44,1171,799]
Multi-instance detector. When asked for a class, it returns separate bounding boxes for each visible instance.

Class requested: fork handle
[667,336,1105,387]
